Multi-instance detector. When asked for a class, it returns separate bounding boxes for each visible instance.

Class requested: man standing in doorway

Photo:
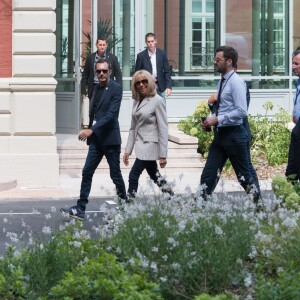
[200,46,259,205]
[81,37,122,127]
[286,49,300,183]
[135,32,172,105]
[61,59,127,221]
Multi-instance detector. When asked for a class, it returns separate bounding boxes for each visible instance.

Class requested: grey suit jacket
[125,94,168,160]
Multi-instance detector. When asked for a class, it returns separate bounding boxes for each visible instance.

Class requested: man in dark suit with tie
[61,58,127,221]
[135,32,172,105]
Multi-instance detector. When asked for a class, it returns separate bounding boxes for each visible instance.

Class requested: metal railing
[190,47,215,70]
[115,46,286,73]
[117,47,136,75]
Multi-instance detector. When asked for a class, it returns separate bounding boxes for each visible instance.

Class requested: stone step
[56,131,203,175]
[0,178,17,192]
[57,142,199,155]
[59,152,201,164]
[57,147,198,155]
[59,161,204,174]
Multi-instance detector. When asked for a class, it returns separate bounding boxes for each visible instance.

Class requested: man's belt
[214,124,242,133]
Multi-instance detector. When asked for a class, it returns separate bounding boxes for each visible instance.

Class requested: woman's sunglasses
[135,79,148,86]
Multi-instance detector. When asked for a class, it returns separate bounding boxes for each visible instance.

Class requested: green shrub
[255,210,300,300]
[19,225,102,297]
[0,223,162,299]
[256,269,300,300]
[272,173,300,209]
[249,104,291,166]
[178,100,213,157]
[0,246,29,299]
[49,250,162,299]
[178,100,291,165]
[194,293,238,300]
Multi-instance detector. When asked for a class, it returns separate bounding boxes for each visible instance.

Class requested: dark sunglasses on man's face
[135,79,148,86]
[96,69,109,74]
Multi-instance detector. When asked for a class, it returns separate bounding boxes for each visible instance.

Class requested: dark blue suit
[77,80,127,209]
[135,48,172,94]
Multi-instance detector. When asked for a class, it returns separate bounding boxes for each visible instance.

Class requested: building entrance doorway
[55,0,81,134]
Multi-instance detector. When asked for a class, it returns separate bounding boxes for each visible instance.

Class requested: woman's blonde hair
[131,70,156,101]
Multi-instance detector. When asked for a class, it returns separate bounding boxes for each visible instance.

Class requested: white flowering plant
[1,175,300,298]
[0,222,162,299]
[254,207,300,299]
[102,190,261,299]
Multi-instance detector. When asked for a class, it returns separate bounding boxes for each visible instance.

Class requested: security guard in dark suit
[135,32,172,103]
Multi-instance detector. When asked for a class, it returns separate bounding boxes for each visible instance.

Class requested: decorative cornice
[0,78,57,92]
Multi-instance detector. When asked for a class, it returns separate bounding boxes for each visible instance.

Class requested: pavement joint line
[0,212,41,215]
[106,200,117,205]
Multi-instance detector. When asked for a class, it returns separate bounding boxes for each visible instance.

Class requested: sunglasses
[135,79,148,86]
[96,69,109,74]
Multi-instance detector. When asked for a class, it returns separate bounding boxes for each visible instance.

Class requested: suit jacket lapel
[91,52,96,69]
[95,81,111,112]
[143,50,152,73]
[155,49,162,72]
[135,98,149,113]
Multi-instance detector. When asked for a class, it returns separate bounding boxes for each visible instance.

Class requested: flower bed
[1,183,300,299]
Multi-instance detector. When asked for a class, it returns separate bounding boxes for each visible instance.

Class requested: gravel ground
[201,157,287,180]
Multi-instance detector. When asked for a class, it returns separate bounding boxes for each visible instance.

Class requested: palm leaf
[82,18,123,64]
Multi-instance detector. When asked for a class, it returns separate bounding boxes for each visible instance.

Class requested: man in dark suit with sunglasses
[61,58,127,221]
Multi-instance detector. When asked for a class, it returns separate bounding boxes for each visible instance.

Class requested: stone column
[0,0,59,187]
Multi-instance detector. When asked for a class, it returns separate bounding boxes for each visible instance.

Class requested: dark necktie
[214,77,225,116]
[295,82,300,105]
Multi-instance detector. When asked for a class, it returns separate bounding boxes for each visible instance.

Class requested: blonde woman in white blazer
[123,70,174,199]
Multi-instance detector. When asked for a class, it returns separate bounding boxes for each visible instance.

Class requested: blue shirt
[217,70,248,127]
[293,78,300,123]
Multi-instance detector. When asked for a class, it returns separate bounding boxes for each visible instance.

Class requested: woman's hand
[159,158,167,168]
[123,153,130,166]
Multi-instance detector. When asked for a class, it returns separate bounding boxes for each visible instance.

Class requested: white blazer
[125,94,168,160]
